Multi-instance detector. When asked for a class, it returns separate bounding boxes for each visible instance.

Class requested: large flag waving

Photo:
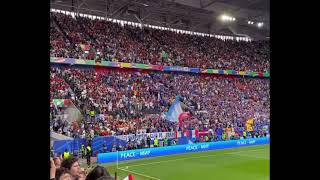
[166,96,191,126]
[246,118,254,132]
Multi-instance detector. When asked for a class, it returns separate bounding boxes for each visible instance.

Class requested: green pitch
[102,144,269,180]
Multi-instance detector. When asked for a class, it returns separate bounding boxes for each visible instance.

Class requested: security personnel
[63,149,70,160]
[103,144,107,153]
[172,139,177,145]
[80,144,85,159]
[153,137,159,147]
[147,136,151,148]
[222,132,226,141]
[204,135,209,142]
[163,137,168,146]
[243,131,247,139]
[86,144,92,166]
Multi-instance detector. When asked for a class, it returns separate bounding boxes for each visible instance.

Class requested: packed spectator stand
[50,66,269,141]
[50,12,269,72]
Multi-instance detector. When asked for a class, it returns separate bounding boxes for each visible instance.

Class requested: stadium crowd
[50,12,269,72]
[50,8,270,180]
[50,66,270,142]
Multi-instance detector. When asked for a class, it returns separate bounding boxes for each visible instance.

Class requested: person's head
[85,166,110,180]
[61,157,81,178]
[75,170,86,180]
[60,173,73,180]
[65,149,68,152]
[96,176,115,180]
[56,167,72,180]
[54,157,62,168]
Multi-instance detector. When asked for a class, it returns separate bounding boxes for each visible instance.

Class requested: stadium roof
[50,0,269,40]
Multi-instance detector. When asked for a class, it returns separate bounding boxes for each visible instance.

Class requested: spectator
[55,167,72,180]
[85,166,111,180]
[61,157,81,179]
[54,157,62,169]
[77,170,86,180]
[50,157,57,180]
[96,176,115,180]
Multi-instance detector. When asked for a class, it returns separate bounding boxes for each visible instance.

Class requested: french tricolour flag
[166,100,184,123]
[175,131,182,138]
[191,129,199,138]
[175,129,200,138]
[166,98,191,126]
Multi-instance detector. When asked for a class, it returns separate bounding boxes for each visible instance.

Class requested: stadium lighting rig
[248,21,265,29]
[220,14,236,22]
[257,22,264,28]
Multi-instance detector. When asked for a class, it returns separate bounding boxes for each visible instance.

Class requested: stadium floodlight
[220,14,235,22]
[221,15,229,21]
[257,22,264,28]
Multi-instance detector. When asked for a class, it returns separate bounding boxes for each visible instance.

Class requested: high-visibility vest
[64,151,70,159]
[164,139,168,146]
[86,146,91,155]
[205,136,209,142]
[154,139,158,146]
[243,131,247,137]
[90,111,95,117]
[222,133,226,140]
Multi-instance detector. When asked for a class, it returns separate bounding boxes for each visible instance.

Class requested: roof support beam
[133,14,144,28]
[201,0,219,9]
[110,1,132,18]
[104,0,116,19]
[141,13,152,21]
[77,0,88,9]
